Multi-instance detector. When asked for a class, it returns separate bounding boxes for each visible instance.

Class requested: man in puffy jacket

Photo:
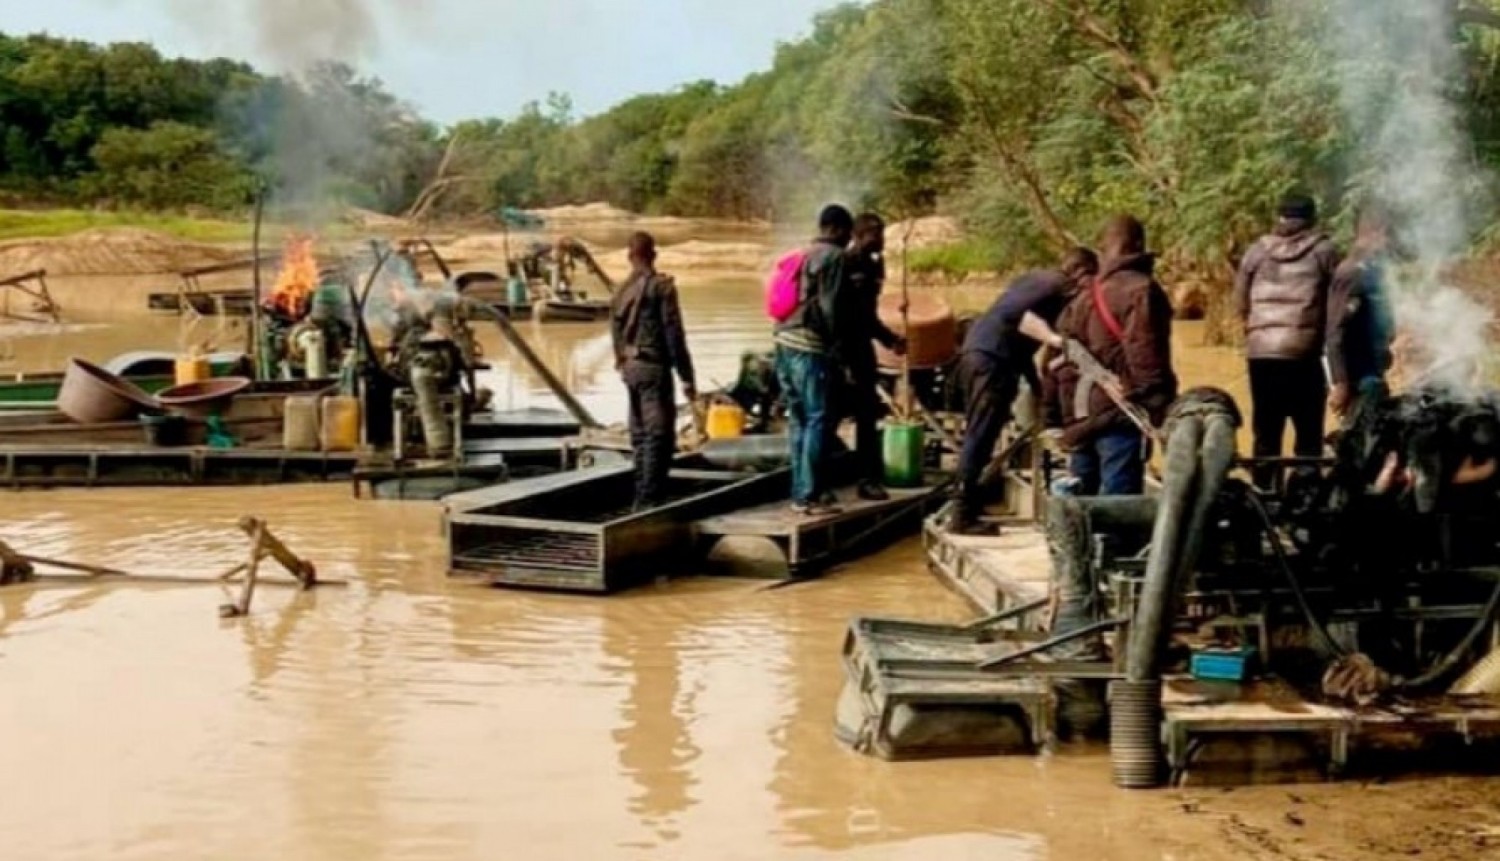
[1046,215,1177,496]
[611,231,696,510]
[1235,193,1342,488]
[775,205,853,516]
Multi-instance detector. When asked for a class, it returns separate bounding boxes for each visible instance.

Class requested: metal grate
[456,530,600,572]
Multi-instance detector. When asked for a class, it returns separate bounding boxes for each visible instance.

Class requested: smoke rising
[1324,0,1494,390]
[165,0,427,69]
[160,0,435,223]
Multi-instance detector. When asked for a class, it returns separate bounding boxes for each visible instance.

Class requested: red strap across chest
[1091,278,1125,341]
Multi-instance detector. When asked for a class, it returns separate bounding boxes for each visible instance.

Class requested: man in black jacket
[953,247,1097,533]
[837,212,906,501]
[611,232,697,509]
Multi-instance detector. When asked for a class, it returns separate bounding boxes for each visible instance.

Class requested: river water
[0,268,1494,860]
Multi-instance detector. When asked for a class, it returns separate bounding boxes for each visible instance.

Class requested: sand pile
[598,240,772,277]
[0,229,243,277]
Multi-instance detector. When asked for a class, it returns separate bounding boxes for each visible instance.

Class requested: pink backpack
[765,248,806,322]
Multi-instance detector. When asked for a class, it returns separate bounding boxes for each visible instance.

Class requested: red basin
[56,358,160,424]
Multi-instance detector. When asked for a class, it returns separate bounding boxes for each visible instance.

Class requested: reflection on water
[0,487,1235,861]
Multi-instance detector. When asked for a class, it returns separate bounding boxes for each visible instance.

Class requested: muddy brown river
[0,265,1496,860]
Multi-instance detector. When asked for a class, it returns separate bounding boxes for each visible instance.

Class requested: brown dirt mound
[0,229,243,277]
[598,240,771,276]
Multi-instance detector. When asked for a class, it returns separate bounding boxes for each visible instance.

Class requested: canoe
[0,352,249,411]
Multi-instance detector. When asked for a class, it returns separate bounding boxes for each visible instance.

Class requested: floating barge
[887,517,1500,785]
[146,255,278,317]
[696,480,950,579]
[446,461,789,593]
[0,351,250,411]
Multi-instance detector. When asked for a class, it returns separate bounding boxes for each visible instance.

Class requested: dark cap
[1278,192,1317,222]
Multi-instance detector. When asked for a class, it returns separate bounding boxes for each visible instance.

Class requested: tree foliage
[7,0,1500,307]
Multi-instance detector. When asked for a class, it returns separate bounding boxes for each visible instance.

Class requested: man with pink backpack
[770,205,855,516]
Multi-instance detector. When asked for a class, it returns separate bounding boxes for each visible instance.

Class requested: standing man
[1235,193,1342,488]
[611,232,696,510]
[837,212,906,502]
[1327,208,1396,422]
[1048,215,1177,496]
[952,248,1099,534]
[776,205,853,516]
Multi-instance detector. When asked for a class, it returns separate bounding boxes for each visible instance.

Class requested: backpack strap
[1091,277,1125,341]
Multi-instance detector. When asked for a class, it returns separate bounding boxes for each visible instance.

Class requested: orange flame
[266,235,318,319]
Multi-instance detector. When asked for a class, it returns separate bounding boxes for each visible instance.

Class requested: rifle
[1061,338,1160,442]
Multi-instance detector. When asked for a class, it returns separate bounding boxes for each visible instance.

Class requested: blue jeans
[1069,428,1147,496]
[776,345,833,505]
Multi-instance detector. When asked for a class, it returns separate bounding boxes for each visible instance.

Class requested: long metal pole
[249,182,267,380]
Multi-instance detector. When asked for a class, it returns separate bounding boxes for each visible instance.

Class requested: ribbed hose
[1452,644,1500,695]
[1109,679,1164,788]
[1112,389,1241,790]
[409,360,453,457]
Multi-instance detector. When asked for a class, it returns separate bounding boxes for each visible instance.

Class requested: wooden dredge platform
[922,516,1052,615]
[915,516,1500,785]
[0,444,362,488]
[1162,678,1500,786]
[696,481,949,578]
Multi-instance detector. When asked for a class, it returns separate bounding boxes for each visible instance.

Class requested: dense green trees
[0,34,434,213]
[6,0,1500,302]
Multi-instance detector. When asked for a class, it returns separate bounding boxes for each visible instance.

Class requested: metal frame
[0,269,60,324]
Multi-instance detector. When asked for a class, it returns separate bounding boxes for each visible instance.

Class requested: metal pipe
[464,300,601,429]
[249,182,267,380]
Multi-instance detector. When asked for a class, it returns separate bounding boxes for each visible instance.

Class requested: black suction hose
[1125,414,1204,681]
[1398,575,1500,691]
[1112,408,1200,789]
[1113,390,1241,789]
[1243,490,1346,658]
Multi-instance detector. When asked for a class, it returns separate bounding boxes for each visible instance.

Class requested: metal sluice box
[445,461,788,593]
[834,616,1057,760]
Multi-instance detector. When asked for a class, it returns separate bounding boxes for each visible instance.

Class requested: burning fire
[265,235,319,319]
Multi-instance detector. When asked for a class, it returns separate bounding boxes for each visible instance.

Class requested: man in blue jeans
[775,205,854,516]
[1045,215,1177,495]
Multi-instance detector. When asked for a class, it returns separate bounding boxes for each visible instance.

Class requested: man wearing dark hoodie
[1326,207,1395,423]
[1235,193,1342,488]
[1046,215,1177,495]
[775,205,854,516]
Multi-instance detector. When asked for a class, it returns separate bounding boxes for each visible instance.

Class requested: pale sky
[4,0,849,123]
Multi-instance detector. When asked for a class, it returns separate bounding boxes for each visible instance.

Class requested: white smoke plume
[165,0,430,69]
[1324,0,1494,391]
